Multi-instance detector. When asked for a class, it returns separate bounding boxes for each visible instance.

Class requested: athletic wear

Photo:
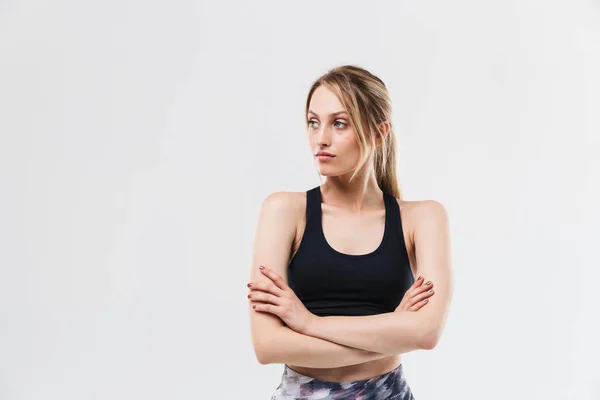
[270,363,415,400]
[287,185,415,317]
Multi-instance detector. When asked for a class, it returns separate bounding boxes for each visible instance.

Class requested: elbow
[253,344,273,365]
[256,353,270,365]
[419,327,442,350]
[251,325,286,365]
[253,337,284,365]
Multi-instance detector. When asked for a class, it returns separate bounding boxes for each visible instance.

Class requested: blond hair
[305,65,402,199]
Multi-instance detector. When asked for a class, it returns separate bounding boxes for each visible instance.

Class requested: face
[307,86,361,177]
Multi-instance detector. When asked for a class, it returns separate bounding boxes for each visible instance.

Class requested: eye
[334,120,347,128]
[307,119,318,128]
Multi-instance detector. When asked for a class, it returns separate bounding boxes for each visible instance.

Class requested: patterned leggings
[270,363,415,400]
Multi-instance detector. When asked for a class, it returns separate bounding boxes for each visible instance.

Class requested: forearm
[256,325,392,368]
[303,311,431,354]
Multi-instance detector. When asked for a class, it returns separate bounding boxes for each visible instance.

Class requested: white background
[1,1,599,399]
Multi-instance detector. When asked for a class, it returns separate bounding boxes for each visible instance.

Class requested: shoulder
[260,191,305,214]
[410,199,447,217]
[393,198,449,240]
[259,190,306,227]
[394,198,447,218]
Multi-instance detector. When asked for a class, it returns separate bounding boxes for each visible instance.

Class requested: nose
[316,126,331,147]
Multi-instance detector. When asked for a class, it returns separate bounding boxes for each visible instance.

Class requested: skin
[249,267,434,334]
[247,85,453,382]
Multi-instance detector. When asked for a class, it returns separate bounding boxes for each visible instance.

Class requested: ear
[375,121,391,147]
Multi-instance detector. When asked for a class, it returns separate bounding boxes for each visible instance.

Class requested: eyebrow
[307,110,348,118]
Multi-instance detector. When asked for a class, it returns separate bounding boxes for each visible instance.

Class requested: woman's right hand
[394,276,434,312]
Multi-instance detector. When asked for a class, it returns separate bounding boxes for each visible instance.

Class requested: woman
[247,65,453,400]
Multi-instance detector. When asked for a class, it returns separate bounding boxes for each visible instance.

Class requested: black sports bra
[287,186,415,317]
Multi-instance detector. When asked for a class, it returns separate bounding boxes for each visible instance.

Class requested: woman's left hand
[247,265,317,334]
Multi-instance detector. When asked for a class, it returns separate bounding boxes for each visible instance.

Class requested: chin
[318,170,344,178]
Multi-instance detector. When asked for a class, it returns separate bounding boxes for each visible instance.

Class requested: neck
[320,168,383,212]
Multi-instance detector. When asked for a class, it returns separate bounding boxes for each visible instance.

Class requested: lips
[315,152,335,157]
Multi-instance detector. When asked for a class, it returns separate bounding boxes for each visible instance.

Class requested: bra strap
[304,186,322,236]
[383,192,410,253]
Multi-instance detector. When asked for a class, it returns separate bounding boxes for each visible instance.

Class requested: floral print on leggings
[270,363,415,400]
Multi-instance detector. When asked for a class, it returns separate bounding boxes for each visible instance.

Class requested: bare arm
[302,200,454,354]
[255,324,392,368]
[248,192,392,367]
[303,311,429,355]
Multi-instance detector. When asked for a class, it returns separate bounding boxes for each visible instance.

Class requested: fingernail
[428,289,433,294]
[247,294,251,299]
[259,266,264,270]
[424,299,429,303]
[247,283,252,288]
[417,276,422,281]
[426,281,431,285]
[252,305,256,309]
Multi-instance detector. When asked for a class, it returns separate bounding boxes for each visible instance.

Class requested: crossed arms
[247,192,454,368]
